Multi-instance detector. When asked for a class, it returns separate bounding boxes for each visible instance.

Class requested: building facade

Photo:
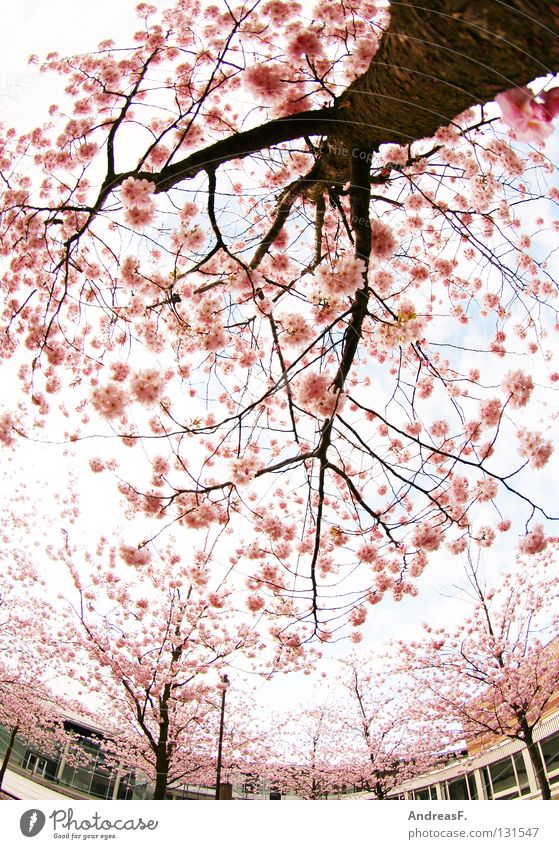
[387,711,559,801]
[0,713,154,800]
[3,709,559,801]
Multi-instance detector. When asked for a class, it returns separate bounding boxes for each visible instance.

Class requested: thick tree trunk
[153,741,169,800]
[150,1,559,193]
[0,724,19,792]
[333,0,559,151]
[522,727,552,800]
[153,705,171,800]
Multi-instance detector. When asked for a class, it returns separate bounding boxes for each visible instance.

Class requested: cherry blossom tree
[395,544,559,800]
[1,0,559,647]
[0,590,67,792]
[49,532,306,799]
[0,677,68,794]
[337,655,447,798]
[207,686,276,797]
[263,703,346,799]
[258,678,444,799]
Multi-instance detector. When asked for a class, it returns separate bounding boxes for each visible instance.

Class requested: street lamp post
[215,674,229,800]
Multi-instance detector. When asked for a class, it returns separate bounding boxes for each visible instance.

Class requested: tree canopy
[1,0,559,651]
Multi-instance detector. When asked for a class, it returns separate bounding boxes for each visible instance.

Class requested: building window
[513,752,531,796]
[89,766,114,799]
[539,732,559,783]
[413,787,431,799]
[116,772,136,800]
[481,766,493,799]
[467,773,478,800]
[22,749,59,782]
[446,776,470,800]
[483,755,527,799]
[443,774,478,800]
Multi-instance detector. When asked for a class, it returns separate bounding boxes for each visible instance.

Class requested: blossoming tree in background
[337,655,448,798]
[0,587,68,792]
[264,703,347,799]
[1,0,559,650]
[254,668,449,799]
[395,544,559,799]
[48,532,307,799]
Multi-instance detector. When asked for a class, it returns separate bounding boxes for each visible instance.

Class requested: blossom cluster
[517,429,553,469]
[312,255,367,299]
[377,300,426,349]
[120,177,156,228]
[294,371,342,419]
[242,0,386,114]
[496,86,559,142]
[501,370,534,408]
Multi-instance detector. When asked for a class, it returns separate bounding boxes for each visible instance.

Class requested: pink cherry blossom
[349,605,367,627]
[411,522,443,552]
[518,524,547,555]
[475,525,495,548]
[541,86,559,118]
[495,87,554,142]
[370,219,398,260]
[120,177,155,209]
[395,542,559,800]
[312,255,366,298]
[286,31,323,60]
[278,312,313,347]
[479,398,502,428]
[246,593,265,612]
[517,428,553,468]
[0,412,15,446]
[1,0,558,657]
[295,370,341,418]
[119,544,151,566]
[91,384,127,419]
[244,64,284,99]
[130,369,167,405]
[474,478,498,502]
[501,369,534,408]
[357,542,378,563]
[230,453,261,486]
[124,205,155,227]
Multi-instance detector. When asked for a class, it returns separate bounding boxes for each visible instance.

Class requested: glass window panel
[61,763,92,793]
[447,776,469,800]
[1,727,48,769]
[539,732,559,775]
[43,757,59,781]
[23,752,38,772]
[467,773,478,800]
[127,777,152,800]
[0,726,10,755]
[513,752,531,795]
[481,766,493,799]
[413,788,430,799]
[117,775,134,800]
[59,763,75,787]
[489,757,517,795]
[90,771,112,799]
[10,736,28,767]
